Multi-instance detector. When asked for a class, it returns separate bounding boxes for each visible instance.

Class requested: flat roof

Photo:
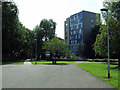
[66,10,97,20]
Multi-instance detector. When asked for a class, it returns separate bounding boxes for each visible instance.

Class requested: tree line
[3,1,120,64]
[94,1,120,66]
[77,1,120,65]
[2,1,73,61]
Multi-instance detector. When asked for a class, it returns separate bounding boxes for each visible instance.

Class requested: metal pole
[35,39,37,65]
[107,11,110,78]
[31,46,32,61]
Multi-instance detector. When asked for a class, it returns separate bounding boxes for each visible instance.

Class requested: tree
[2,2,19,60]
[32,19,57,59]
[42,37,71,58]
[33,25,44,59]
[2,2,32,61]
[94,1,120,66]
[40,19,56,41]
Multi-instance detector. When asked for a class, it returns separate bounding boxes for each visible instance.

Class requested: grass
[77,63,119,88]
[30,60,75,65]
[87,59,118,62]
[2,60,25,65]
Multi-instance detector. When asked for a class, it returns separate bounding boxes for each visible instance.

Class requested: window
[91,19,93,23]
[75,35,77,39]
[65,37,67,41]
[65,33,67,36]
[77,24,79,29]
[79,24,81,28]
[92,25,93,28]
[79,19,82,23]
[81,22,83,28]
[79,29,81,33]
[75,40,77,44]
[72,46,74,49]
[65,29,67,31]
[74,31,76,34]
[66,23,68,27]
[72,41,74,44]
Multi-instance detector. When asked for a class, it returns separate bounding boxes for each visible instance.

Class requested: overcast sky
[14,0,104,39]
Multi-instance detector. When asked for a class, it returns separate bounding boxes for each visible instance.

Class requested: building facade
[64,10,100,55]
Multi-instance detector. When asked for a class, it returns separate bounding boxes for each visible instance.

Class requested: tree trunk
[54,60,56,64]
[52,60,56,64]
[52,60,54,64]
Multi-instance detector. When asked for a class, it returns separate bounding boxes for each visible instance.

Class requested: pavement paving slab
[2,64,115,88]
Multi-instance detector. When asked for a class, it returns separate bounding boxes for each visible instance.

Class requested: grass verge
[30,61,75,65]
[87,59,118,62]
[2,60,24,65]
[77,63,119,88]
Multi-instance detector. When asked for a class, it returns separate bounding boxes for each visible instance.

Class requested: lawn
[77,63,119,88]
[2,60,25,65]
[30,60,75,65]
[87,59,118,62]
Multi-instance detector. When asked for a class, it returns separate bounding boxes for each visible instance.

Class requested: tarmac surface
[2,63,115,88]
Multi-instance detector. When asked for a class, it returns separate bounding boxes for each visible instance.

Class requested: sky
[14,0,104,39]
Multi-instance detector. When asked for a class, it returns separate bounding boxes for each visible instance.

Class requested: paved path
[24,59,32,65]
[2,64,115,88]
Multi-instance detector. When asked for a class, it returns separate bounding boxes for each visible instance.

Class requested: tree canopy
[42,37,73,58]
[2,2,34,61]
[94,1,120,60]
[33,19,57,59]
[40,19,56,41]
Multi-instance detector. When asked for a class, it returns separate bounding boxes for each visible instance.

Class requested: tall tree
[94,1,120,66]
[2,2,19,60]
[33,19,57,59]
[33,25,44,59]
[40,19,56,41]
[2,2,32,61]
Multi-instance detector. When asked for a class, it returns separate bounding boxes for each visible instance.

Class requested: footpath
[24,59,32,65]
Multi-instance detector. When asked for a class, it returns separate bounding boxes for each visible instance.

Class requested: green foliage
[77,63,118,88]
[2,2,34,61]
[2,59,24,65]
[40,19,56,41]
[2,2,19,59]
[30,61,75,65]
[33,25,43,58]
[33,19,57,59]
[96,13,101,26]
[94,1,120,59]
[2,1,57,61]
[94,25,107,57]
[87,59,118,62]
[43,37,72,58]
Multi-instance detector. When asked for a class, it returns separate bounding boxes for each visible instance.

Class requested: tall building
[64,10,100,55]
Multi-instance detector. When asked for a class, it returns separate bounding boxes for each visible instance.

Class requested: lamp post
[31,46,32,61]
[34,39,37,65]
[100,8,110,78]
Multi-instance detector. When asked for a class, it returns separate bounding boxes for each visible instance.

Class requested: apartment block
[64,10,100,55]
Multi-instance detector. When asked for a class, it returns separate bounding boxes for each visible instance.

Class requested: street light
[34,39,37,65]
[31,46,32,61]
[100,8,110,78]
